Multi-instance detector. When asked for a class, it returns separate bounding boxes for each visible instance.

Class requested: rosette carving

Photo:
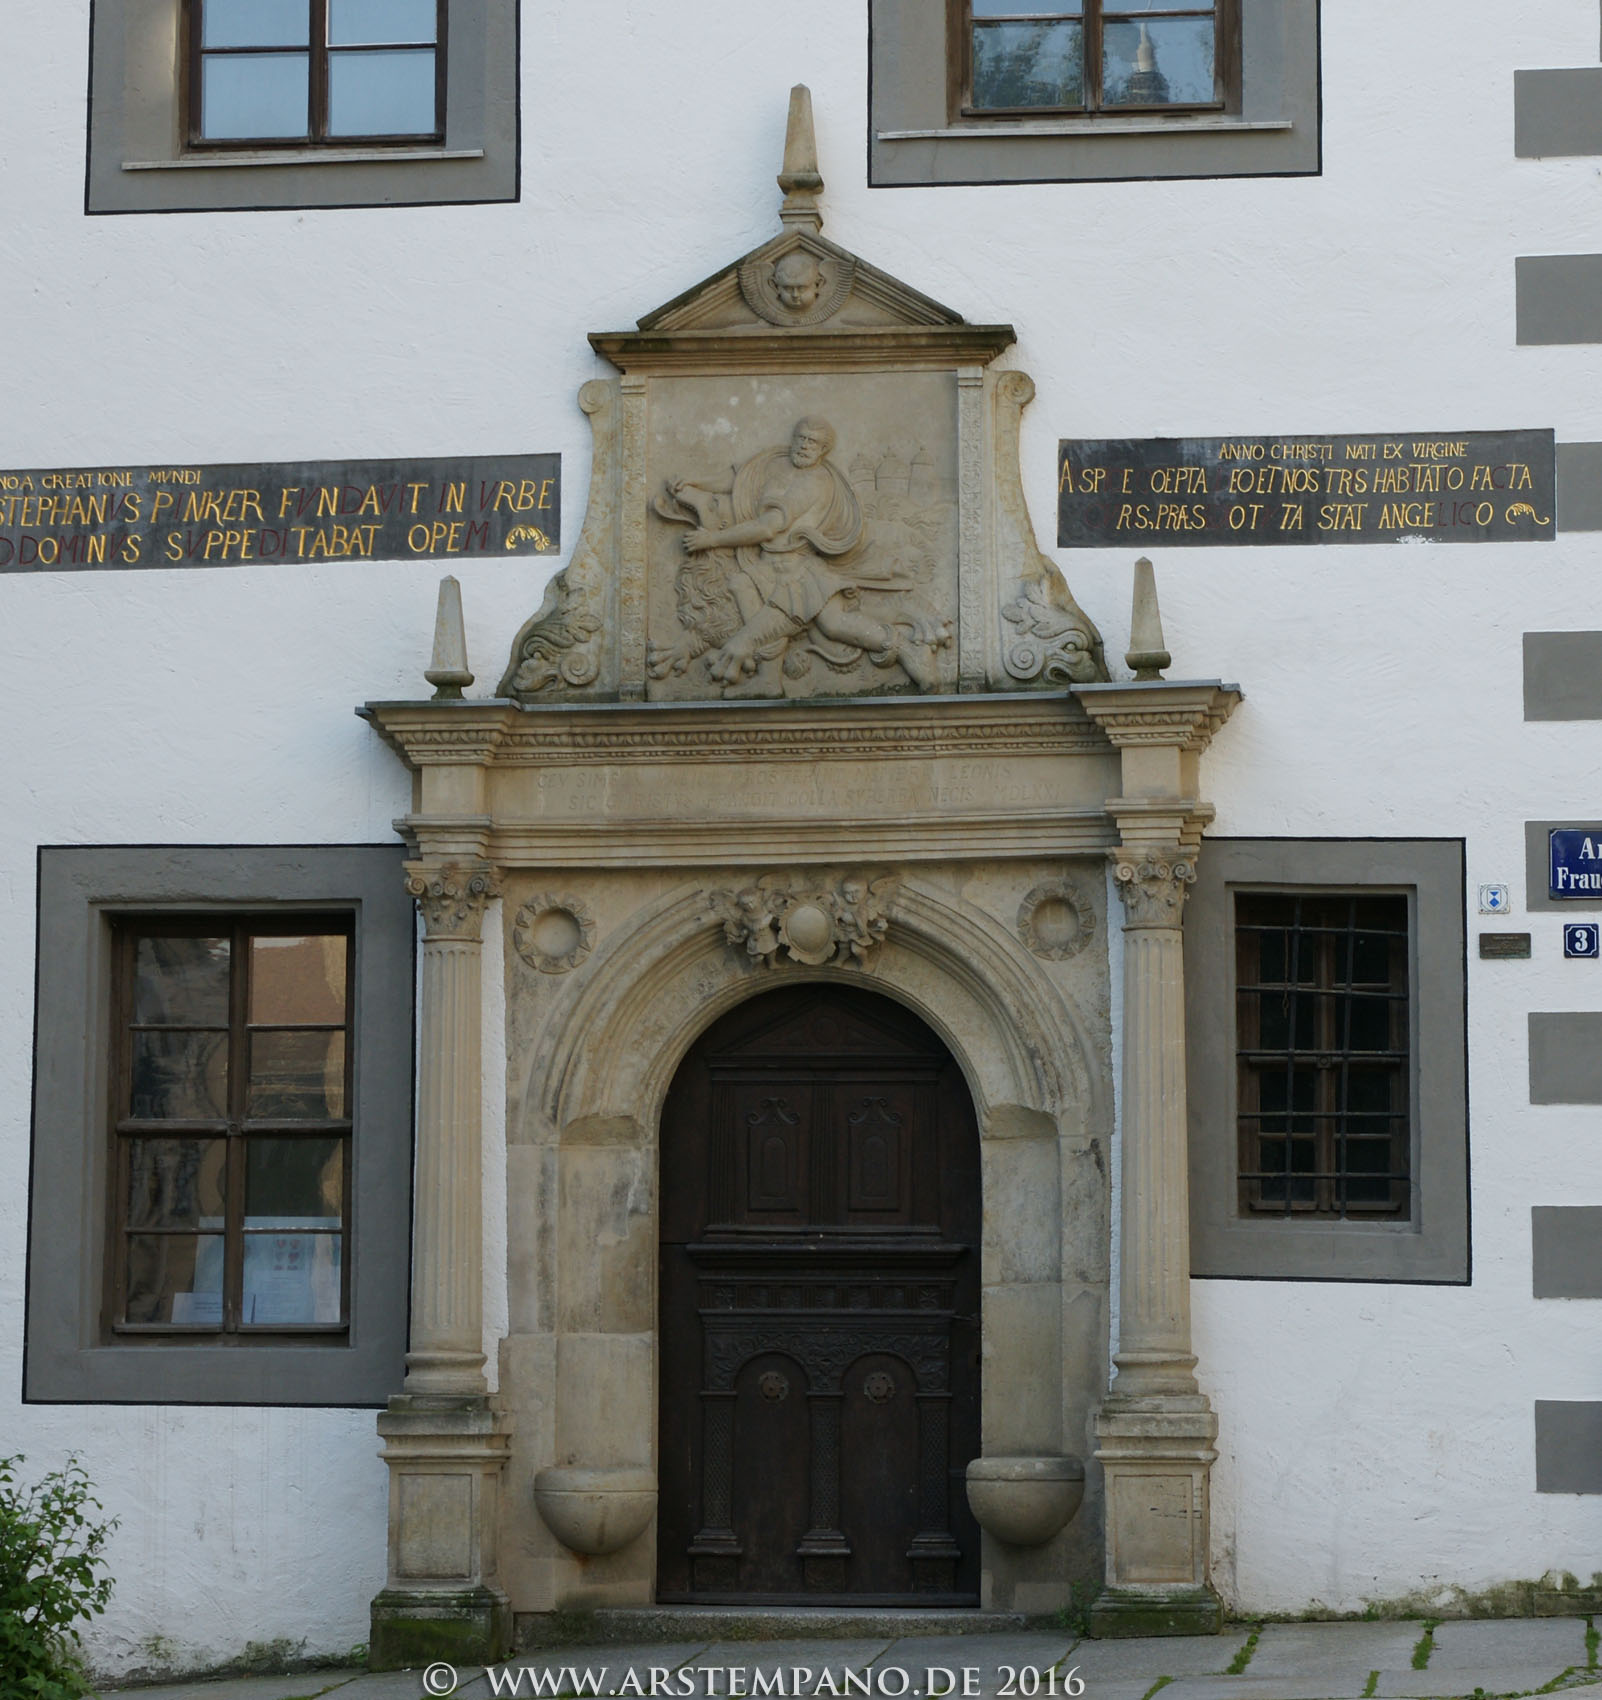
[1110,848,1196,929]
[405,863,500,941]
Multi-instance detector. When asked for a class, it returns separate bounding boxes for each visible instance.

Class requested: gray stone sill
[877,118,1292,141]
[124,147,484,171]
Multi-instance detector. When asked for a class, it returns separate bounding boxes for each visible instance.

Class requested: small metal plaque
[1480,933,1533,960]
[1057,429,1555,547]
[1564,923,1600,960]
[1550,829,1602,898]
[0,453,559,573]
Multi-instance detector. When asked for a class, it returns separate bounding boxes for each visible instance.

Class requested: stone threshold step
[518,1607,1035,1647]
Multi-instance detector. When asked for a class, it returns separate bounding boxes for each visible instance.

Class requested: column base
[374,1394,513,1669]
[369,1584,513,1669]
[1088,1584,1224,1639]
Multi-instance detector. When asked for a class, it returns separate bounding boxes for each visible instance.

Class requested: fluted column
[403,860,497,1395]
[1108,848,1199,1399]
[1075,679,1239,1639]
[370,859,511,1670]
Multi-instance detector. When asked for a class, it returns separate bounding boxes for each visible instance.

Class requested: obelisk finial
[778,85,824,234]
[1125,557,1172,681]
[425,575,474,700]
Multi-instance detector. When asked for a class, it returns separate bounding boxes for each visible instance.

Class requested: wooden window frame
[104,911,356,1343]
[1233,892,1412,1222]
[184,0,448,151]
[948,0,1241,120]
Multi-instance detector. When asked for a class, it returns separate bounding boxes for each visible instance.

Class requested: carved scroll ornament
[1110,848,1196,930]
[405,863,500,941]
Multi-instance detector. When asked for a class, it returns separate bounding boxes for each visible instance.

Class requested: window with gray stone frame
[86,0,517,214]
[24,845,414,1404]
[870,0,1320,187]
[1185,839,1468,1283]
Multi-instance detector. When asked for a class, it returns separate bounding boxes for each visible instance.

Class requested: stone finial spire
[778,84,824,234]
[1125,557,1172,680]
[426,575,474,699]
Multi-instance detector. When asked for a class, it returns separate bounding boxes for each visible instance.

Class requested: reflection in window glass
[133,935,230,1026]
[1102,16,1216,107]
[329,0,437,46]
[201,53,311,139]
[202,0,311,49]
[249,933,347,1025]
[130,1031,229,1120]
[127,1139,227,1230]
[246,1138,343,1227]
[972,20,1084,110]
[125,1234,225,1325]
[248,1030,347,1120]
[328,49,438,136]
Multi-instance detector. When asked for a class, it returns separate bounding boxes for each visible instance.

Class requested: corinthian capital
[405,862,500,941]
[1111,847,1196,930]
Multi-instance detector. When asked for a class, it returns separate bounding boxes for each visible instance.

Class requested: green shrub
[0,1454,118,1699]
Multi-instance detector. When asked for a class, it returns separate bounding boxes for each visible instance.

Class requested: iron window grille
[957,0,1236,117]
[1234,892,1412,1220]
[186,0,446,149]
[107,914,355,1338]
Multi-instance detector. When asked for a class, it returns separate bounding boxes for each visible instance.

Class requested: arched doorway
[657,985,982,1604]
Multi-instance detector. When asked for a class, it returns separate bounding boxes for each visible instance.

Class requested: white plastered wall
[2,0,1602,1673]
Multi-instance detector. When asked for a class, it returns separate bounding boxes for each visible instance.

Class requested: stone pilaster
[404,860,497,1396]
[371,859,512,1669]
[1075,682,1239,1638]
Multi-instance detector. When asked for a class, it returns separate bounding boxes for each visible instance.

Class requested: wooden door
[658,986,981,1604]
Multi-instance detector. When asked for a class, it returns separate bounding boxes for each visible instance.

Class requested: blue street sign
[1565,923,1600,959]
[1549,830,1602,898]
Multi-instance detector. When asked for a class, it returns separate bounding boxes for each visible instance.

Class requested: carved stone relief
[648,405,956,701]
[1017,878,1097,961]
[708,872,897,970]
[512,895,596,975]
[738,238,857,327]
[1111,848,1197,929]
[494,89,1106,708]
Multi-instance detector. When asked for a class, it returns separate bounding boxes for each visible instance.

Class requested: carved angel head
[773,250,825,310]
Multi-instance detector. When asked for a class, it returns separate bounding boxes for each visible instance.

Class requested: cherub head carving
[772,250,825,312]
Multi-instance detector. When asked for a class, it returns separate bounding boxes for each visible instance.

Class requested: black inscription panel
[1058,430,1555,547]
[0,454,559,573]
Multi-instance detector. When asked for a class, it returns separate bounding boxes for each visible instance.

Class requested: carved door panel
[658,987,981,1605]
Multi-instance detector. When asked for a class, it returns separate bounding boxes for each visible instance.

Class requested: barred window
[1234,893,1411,1220]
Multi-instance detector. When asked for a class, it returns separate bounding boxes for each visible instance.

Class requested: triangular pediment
[638,229,967,335]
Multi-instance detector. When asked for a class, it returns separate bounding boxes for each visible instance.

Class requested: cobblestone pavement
[100,1616,1601,1700]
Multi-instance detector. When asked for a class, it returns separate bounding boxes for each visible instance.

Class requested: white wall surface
[4,1,1602,1671]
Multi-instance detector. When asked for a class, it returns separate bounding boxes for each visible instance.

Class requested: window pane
[327,49,437,136]
[249,932,347,1025]
[127,1139,226,1230]
[125,1234,224,1324]
[972,21,1083,109]
[201,0,310,48]
[329,0,438,45]
[130,1031,228,1119]
[245,1137,343,1227]
[201,53,310,139]
[1103,16,1216,107]
[249,1030,347,1119]
[243,1232,342,1324]
[971,1,1081,14]
[133,934,230,1025]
